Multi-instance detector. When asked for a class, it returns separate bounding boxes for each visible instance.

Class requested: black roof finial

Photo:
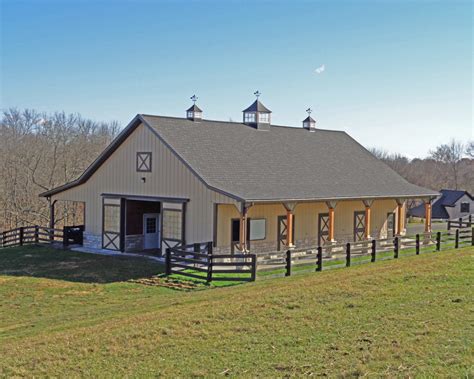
[254,90,261,99]
[306,107,312,116]
[190,94,198,104]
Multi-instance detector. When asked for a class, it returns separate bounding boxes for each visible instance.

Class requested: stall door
[318,213,329,245]
[143,213,160,249]
[277,215,295,251]
[102,197,123,251]
[387,212,395,238]
[353,211,366,241]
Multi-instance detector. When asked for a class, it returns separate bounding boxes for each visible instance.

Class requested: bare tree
[466,141,474,159]
[429,140,465,190]
[0,108,119,230]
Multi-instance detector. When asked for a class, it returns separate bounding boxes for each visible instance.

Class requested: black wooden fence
[166,242,257,282]
[256,227,473,279]
[447,215,472,230]
[0,225,84,249]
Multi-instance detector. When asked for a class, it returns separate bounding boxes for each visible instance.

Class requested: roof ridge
[140,114,344,133]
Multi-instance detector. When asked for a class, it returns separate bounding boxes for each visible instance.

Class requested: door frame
[353,211,366,242]
[143,213,160,250]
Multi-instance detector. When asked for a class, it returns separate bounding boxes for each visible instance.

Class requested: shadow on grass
[0,245,165,284]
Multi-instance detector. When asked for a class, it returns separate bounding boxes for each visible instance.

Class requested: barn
[40,97,438,255]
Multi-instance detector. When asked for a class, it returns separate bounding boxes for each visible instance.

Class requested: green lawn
[1,245,473,377]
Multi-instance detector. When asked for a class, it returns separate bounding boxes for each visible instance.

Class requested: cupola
[302,108,316,131]
[186,95,202,121]
[242,91,272,130]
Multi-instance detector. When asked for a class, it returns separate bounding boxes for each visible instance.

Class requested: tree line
[369,140,474,195]
[0,109,119,230]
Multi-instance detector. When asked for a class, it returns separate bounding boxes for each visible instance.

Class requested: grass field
[1,245,473,377]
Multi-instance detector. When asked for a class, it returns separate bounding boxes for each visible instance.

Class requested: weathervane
[190,94,198,104]
[306,108,312,116]
[254,90,261,99]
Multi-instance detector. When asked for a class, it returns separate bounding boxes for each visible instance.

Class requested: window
[146,217,157,233]
[249,219,266,241]
[136,152,152,172]
[193,111,202,119]
[187,111,194,118]
[104,205,120,233]
[244,112,256,123]
[258,113,270,123]
[460,202,470,213]
[162,209,182,240]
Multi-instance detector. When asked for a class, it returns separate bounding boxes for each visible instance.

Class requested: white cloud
[314,64,325,74]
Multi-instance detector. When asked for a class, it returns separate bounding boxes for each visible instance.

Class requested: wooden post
[468,215,472,227]
[62,226,68,248]
[371,239,376,262]
[207,255,213,282]
[19,227,24,246]
[447,220,451,230]
[35,225,39,243]
[286,210,294,247]
[193,243,200,253]
[165,248,171,275]
[424,201,432,233]
[285,250,292,276]
[436,232,441,251]
[207,241,213,255]
[455,229,459,249]
[49,199,56,242]
[239,205,249,252]
[250,254,257,281]
[396,200,404,235]
[472,227,474,247]
[328,207,335,242]
[363,200,373,239]
[345,243,351,267]
[316,246,322,272]
[415,234,420,255]
[394,237,399,258]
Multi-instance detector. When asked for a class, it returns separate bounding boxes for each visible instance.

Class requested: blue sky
[1,0,472,157]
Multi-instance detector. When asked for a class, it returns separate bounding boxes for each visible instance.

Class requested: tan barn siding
[216,199,402,250]
[51,123,237,243]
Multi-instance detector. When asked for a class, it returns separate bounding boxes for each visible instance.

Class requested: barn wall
[51,122,237,247]
[216,199,403,252]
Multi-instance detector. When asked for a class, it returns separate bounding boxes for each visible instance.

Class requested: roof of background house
[408,189,472,219]
[41,114,438,201]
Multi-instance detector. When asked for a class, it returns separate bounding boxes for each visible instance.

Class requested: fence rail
[0,225,84,249]
[448,215,472,230]
[166,242,257,282]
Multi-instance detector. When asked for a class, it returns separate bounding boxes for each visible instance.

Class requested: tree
[429,140,465,190]
[466,141,474,158]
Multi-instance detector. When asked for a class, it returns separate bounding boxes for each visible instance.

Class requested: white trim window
[244,112,256,123]
[258,113,270,123]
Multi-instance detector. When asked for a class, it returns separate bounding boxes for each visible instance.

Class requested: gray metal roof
[141,115,438,202]
[186,104,202,112]
[242,100,272,113]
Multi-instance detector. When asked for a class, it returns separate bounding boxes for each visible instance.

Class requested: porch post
[283,202,297,248]
[326,201,338,243]
[363,199,374,239]
[395,199,404,235]
[49,199,57,241]
[239,203,250,252]
[424,199,432,233]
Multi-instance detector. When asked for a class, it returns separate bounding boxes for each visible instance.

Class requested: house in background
[408,189,473,220]
[40,96,438,255]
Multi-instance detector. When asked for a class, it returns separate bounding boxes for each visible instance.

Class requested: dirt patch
[128,276,203,290]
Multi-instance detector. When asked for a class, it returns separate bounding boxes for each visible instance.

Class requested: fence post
[447,220,451,230]
[62,227,68,248]
[193,243,200,253]
[459,217,463,228]
[371,239,376,262]
[345,243,351,267]
[165,248,171,276]
[207,254,213,282]
[436,232,441,251]
[394,237,399,259]
[34,225,39,243]
[207,241,213,255]
[19,227,24,246]
[455,229,459,249]
[316,246,322,272]
[250,254,257,281]
[472,227,474,247]
[469,215,472,227]
[415,234,420,255]
[285,250,292,276]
